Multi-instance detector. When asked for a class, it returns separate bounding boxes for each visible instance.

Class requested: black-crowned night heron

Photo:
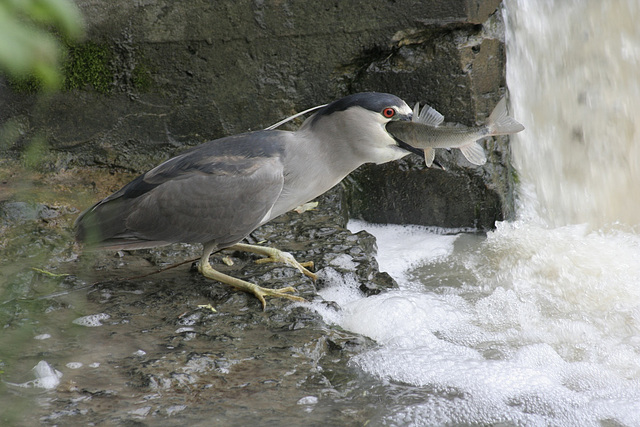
[75,92,421,309]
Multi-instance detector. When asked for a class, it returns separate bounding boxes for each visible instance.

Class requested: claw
[251,286,306,311]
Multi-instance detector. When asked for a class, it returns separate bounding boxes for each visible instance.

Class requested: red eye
[383,108,396,118]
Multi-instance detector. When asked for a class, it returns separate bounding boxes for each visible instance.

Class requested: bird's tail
[75,199,165,250]
[75,199,127,246]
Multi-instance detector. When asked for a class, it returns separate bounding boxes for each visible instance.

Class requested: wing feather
[76,131,287,250]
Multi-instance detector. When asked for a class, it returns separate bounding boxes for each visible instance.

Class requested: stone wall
[0,0,512,229]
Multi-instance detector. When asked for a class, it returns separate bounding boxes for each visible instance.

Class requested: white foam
[347,220,459,286]
[34,334,51,340]
[297,396,318,405]
[312,267,365,325]
[475,221,640,315]
[297,395,318,413]
[9,361,63,390]
[72,313,110,327]
[341,291,474,348]
[317,267,364,306]
[327,253,357,270]
[316,218,640,425]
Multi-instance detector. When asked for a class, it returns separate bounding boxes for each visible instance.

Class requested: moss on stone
[511,166,521,185]
[6,75,42,93]
[63,41,113,94]
[131,62,152,92]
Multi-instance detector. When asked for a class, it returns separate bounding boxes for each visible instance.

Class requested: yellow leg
[198,257,305,310]
[228,243,317,281]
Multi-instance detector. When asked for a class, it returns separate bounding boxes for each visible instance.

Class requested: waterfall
[504,0,640,228]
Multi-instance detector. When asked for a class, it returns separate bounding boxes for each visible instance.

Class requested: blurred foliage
[20,136,50,169]
[0,0,84,90]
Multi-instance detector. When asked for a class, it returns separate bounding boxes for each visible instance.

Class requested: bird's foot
[198,260,305,310]
[254,251,316,278]
[247,285,306,311]
[229,243,317,281]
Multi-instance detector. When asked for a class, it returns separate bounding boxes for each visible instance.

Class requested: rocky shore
[1,177,397,424]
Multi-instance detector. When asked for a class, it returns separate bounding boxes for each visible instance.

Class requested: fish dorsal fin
[413,102,420,119]
[423,148,435,167]
[459,142,487,165]
[416,105,444,127]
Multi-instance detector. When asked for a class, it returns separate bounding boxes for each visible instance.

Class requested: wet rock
[243,188,398,297]
[0,201,59,223]
[344,146,514,229]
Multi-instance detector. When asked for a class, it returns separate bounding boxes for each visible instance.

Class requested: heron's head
[302,92,419,164]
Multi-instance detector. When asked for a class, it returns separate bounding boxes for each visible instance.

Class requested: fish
[386,97,525,166]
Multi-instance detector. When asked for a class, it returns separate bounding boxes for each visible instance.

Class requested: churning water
[315,1,640,425]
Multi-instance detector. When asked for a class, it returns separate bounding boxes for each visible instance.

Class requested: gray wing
[76,132,286,250]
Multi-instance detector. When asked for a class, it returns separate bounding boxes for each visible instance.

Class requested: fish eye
[382,108,396,118]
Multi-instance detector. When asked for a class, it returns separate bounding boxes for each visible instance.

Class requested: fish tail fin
[487,98,525,136]
[459,142,487,165]
[423,148,435,167]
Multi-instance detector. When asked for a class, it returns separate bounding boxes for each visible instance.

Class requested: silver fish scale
[386,121,489,149]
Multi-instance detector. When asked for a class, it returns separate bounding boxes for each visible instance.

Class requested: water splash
[336,220,640,425]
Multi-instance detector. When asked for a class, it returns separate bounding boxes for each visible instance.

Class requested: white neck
[265,107,410,222]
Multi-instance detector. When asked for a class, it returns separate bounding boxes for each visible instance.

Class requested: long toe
[199,259,306,310]
[230,243,317,281]
[253,286,306,311]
